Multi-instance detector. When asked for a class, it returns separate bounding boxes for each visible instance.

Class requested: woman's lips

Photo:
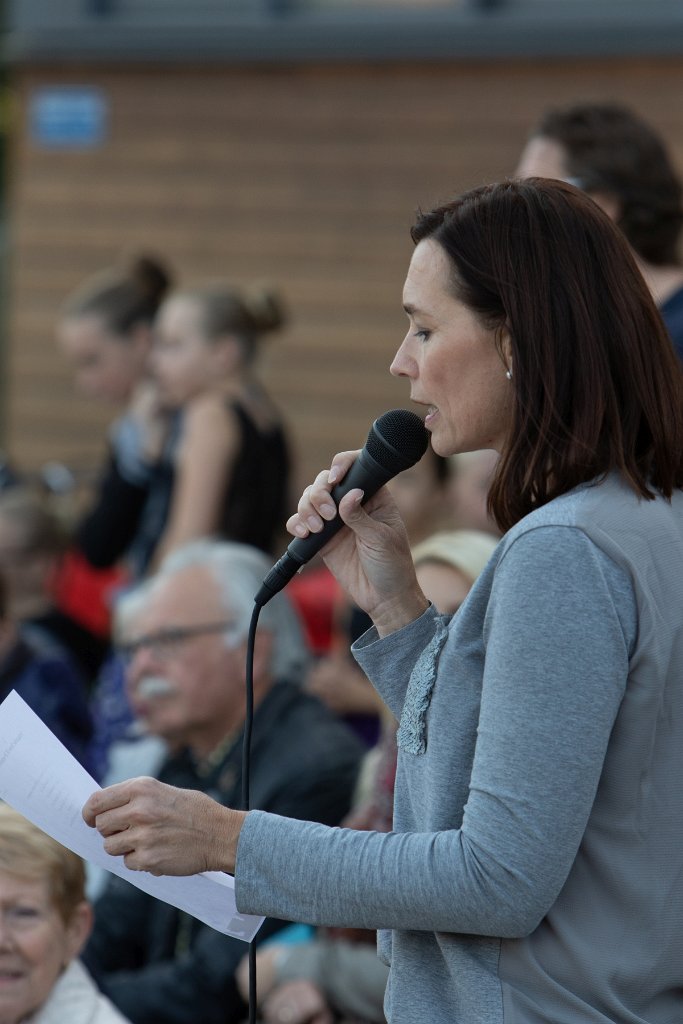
[0,969,25,982]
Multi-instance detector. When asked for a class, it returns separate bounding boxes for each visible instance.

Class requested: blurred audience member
[56,254,174,600]
[239,528,498,1024]
[409,528,500,615]
[83,540,362,1024]
[55,255,170,783]
[516,102,683,359]
[0,803,131,1023]
[447,450,500,537]
[0,567,93,772]
[149,282,292,562]
[0,487,108,685]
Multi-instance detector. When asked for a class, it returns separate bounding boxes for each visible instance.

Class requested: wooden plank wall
[6,57,683,499]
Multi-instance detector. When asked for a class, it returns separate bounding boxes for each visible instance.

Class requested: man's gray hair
[116,539,309,682]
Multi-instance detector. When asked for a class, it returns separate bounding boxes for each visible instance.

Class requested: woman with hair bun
[58,256,170,408]
[57,254,175,582]
[149,281,291,561]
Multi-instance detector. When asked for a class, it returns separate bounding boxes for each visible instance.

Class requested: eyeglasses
[117,621,238,663]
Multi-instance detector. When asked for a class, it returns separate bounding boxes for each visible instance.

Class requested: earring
[505,368,513,380]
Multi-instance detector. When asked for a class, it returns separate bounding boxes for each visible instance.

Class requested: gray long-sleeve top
[235,474,683,1022]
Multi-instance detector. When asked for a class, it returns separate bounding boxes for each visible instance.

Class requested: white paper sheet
[0,690,264,942]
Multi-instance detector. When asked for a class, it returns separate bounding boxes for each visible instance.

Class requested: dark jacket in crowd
[0,631,94,772]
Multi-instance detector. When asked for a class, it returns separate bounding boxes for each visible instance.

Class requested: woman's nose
[390,334,416,379]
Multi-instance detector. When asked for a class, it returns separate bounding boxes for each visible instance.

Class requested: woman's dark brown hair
[411,178,683,532]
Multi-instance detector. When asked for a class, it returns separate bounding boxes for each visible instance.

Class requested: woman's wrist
[208,805,248,874]
[370,590,431,638]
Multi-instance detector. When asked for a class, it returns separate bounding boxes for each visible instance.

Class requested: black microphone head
[366,408,430,475]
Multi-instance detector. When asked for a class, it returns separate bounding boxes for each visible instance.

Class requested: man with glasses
[82,539,364,1024]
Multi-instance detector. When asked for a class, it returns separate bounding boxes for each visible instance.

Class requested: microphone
[255,408,429,607]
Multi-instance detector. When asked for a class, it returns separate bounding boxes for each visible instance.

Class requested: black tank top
[216,400,291,555]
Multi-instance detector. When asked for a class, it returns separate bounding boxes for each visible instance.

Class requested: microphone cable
[240,600,262,1024]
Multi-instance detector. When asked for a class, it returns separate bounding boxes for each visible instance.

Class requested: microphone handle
[255,449,390,606]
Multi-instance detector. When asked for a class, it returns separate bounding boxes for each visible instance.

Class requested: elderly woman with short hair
[0,804,130,1024]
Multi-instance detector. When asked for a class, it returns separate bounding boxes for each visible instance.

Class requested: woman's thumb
[338,488,369,530]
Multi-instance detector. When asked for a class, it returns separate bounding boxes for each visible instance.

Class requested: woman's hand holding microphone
[287,449,430,638]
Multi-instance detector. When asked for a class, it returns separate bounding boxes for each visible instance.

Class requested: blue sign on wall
[29,87,108,148]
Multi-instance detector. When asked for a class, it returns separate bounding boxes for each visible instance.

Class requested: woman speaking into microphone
[84,178,683,1024]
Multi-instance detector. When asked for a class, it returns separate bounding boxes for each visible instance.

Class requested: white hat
[411,529,498,584]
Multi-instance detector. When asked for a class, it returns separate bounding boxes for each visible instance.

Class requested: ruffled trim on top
[396,617,449,755]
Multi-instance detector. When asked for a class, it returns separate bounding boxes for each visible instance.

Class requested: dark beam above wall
[5,1,683,63]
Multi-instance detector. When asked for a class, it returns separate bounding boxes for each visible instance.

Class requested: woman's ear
[63,901,93,964]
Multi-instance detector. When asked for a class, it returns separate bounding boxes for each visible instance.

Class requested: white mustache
[135,676,177,700]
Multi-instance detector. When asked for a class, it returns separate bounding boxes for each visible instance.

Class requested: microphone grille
[366,408,430,473]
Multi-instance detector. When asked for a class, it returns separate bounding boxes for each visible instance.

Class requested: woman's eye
[7,906,41,923]
[415,329,431,342]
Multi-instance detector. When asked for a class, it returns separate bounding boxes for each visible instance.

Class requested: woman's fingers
[84,778,243,875]
[327,449,359,484]
[287,451,361,538]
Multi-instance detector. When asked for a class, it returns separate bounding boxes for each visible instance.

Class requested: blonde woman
[0,804,130,1024]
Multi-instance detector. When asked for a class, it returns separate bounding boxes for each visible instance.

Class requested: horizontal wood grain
[6,56,683,510]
